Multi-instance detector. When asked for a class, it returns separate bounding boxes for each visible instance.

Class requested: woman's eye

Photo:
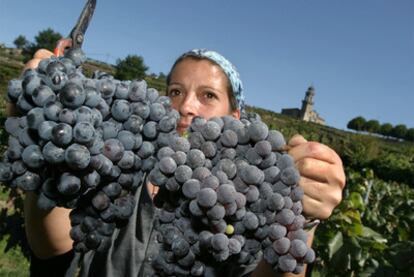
[204,91,217,99]
[168,89,181,97]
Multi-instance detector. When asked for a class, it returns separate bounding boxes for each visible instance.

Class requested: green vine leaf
[328,231,343,259]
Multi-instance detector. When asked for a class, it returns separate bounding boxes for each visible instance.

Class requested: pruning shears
[54,0,97,56]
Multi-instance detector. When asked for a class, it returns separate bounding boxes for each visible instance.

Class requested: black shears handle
[54,0,96,56]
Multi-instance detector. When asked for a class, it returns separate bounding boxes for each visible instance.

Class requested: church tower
[301,86,315,121]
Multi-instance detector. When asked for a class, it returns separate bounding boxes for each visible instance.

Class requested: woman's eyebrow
[168,82,183,86]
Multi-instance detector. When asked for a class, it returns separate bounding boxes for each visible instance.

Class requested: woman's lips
[177,122,190,132]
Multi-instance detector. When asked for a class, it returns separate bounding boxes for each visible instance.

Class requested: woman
[19,48,345,277]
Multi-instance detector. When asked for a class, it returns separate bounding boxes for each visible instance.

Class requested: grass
[0,235,29,277]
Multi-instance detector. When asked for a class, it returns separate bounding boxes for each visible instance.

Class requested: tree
[405,128,414,141]
[115,54,149,81]
[391,124,407,139]
[364,119,380,133]
[379,123,393,137]
[13,35,29,49]
[347,116,366,131]
[33,28,63,51]
[21,28,63,62]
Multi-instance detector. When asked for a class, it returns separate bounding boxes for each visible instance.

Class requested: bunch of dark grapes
[151,115,315,276]
[0,48,179,253]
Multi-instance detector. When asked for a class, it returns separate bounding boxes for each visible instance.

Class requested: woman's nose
[179,92,199,117]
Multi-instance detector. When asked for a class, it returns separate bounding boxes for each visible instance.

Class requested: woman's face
[167,58,240,134]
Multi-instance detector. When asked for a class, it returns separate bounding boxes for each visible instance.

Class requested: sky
[0,0,413,130]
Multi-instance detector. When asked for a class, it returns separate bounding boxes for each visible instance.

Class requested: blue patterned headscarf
[169,49,245,112]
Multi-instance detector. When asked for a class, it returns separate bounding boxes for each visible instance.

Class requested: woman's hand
[288,134,346,219]
[24,49,54,71]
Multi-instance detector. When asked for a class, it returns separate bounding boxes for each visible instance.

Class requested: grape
[267,193,285,212]
[254,141,272,157]
[272,237,291,255]
[38,121,57,141]
[117,151,135,169]
[240,165,264,186]
[150,103,166,121]
[188,132,205,149]
[275,209,295,226]
[248,121,268,142]
[174,165,193,184]
[118,130,140,150]
[57,173,80,195]
[211,233,229,251]
[143,121,157,139]
[7,79,23,101]
[37,192,57,211]
[172,238,190,258]
[52,123,73,146]
[243,212,259,231]
[11,161,27,176]
[64,48,86,67]
[27,107,45,129]
[65,144,91,170]
[201,175,219,190]
[197,188,217,208]
[206,204,225,221]
[169,136,191,153]
[92,192,110,211]
[201,121,221,141]
[22,145,44,168]
[281,167,300,186]
[182,179,201,199]
[42,142,65,164]
[60,82,85,108]
[289,239,308,258]
[216,184,236,204]
[32,85,56,107]
[200,141,217,158]
[128,80,147,102]
[130,102,150,119]
[111,99,131,121]
[0,163,13,182]
[186,149,205,169]
[23,74,42,96]
[264,246,279,265]
[137,141,155,159]
[103,139,125,162]
[190,117,207,132]
[98,79,116,99]
[44,102,62,121]
[73,122,95,144]
[267,130,286,151]
[220,129,238,147]
[303,248,315,263]
[269,223,287,241]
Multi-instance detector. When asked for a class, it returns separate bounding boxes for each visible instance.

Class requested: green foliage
[18,28,63,62]
[379,123,392,137]
[391,124,407,139]
[406,128,414,141]
[364,119,380,133]
[13,35,29,49]
[347,116,366,131]
[115,54,149,81]
[311,168,414,276]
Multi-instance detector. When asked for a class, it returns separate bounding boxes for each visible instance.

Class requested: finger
[299,176,327,202]
[34,49,54,60]
[296,158,331,183]
[288,141,340,164]
[300,177,343,212]
[23,58,42,71]
[288,134,307,147]
[301,194,333,219]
